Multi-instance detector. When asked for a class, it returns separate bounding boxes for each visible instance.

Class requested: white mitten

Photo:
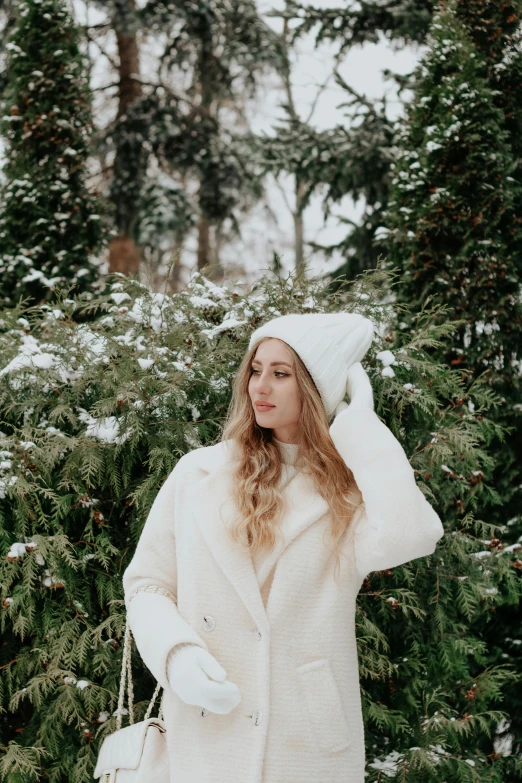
[333,362,374,418]
[346,362,374,410]
[166,643,241,715]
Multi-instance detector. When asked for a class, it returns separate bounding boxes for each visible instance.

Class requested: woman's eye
[250,369,287,377]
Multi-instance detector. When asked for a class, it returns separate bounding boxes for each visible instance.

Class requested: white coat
[122,405,444,783]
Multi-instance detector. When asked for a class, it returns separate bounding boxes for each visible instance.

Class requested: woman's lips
[255,402,275,411]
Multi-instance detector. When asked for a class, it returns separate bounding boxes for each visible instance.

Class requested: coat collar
[185,440,330,634]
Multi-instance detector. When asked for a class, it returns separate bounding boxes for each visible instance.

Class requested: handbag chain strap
[116,585,172,730]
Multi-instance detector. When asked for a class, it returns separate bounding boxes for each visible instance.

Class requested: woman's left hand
[333,362,374,418]
[346,362,374,411]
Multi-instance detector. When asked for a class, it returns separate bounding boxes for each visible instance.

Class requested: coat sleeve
[122,454,209,691]
[329,405,444,580]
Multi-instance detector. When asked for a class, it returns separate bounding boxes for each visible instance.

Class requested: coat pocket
[295,658,350,754]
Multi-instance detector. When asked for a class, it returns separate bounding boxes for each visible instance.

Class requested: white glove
[346,362,374,410]
[166,643,241,715]
[333,362,374,418]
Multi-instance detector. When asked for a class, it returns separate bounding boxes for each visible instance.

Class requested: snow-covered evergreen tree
[0,0,105,307]
[453,2,522,766]
[0,265,518,781]
[383,2,522,772]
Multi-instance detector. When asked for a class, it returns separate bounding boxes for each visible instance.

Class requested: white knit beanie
[248,312,374,420]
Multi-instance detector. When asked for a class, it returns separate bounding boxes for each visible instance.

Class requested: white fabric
[93,718,169,782]
[165,437,301,713]
[166,644,241,714]
[122,405,444,783]
[346,361,375,410]
[250,437,300,588]
[272,437,299,466]
[167,641,197,664]
[248,312,374,420]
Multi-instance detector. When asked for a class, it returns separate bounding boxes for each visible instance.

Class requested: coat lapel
[186,440,330,635]
[253,469,330,588]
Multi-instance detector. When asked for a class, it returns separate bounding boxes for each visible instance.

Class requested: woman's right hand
[167,644,241,715]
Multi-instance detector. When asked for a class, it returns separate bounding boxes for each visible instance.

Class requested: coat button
[252,709,263,726]
[253,626,262,641]
[202,615,215,631]
[198,706,209,717]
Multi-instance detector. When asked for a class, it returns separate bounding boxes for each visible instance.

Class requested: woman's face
[248,338,302,443]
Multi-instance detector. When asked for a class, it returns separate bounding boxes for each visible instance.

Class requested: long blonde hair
[220,337,363,582]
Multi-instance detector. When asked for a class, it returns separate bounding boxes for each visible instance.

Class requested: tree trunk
[208,222,225,282]
[109,0,143,276]
[294,178,307,275]
[115,16,141,122]
[109,237,140,276]
[196,27,216,275]
[197,214,211,273]
[167,232,184,294]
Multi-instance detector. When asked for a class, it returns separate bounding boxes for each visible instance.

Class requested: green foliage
[384,4,522,371]
[264,0,522,291]
[272,0,435,51]
[257,0,438,282]
[383,1,522,775]
[89,0,282,260]
[0,0,105,308]
[134,175,196,258]
[0,266,519,781]
[453,0,522,273]
[249,101,394,281]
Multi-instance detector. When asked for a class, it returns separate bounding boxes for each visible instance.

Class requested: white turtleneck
[273,437,299,467]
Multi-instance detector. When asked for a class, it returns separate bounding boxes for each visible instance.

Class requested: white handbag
[93,612,170,782]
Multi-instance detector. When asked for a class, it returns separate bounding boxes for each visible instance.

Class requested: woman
[122,311,444,783]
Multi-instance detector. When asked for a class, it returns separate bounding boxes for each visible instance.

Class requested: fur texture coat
[122,405,444,783]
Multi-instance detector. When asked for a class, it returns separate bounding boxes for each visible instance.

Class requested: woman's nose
[255,372,271,390]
